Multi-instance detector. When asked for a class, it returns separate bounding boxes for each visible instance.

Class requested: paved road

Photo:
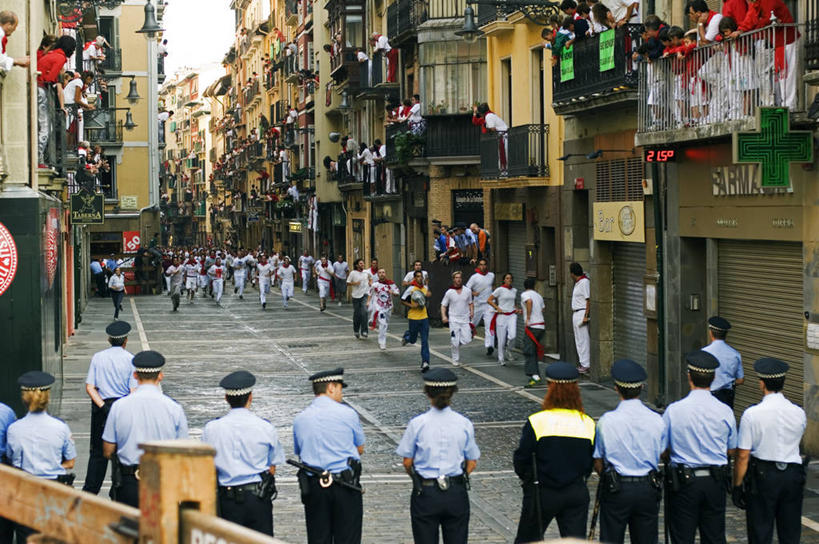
[60,285,819,543]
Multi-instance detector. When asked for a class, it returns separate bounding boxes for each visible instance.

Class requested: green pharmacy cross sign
[732,107,813,188]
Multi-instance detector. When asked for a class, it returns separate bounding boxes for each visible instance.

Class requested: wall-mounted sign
[289,221,302,233]
[593,201,645,242]
[0,222,18,297]
[494,202,523,222]
[120,195,138,210]
[70,192,104,224]
[44,208,59,289]
[123,231,141,253]
[733,107,813,187]
[711,164,792,196]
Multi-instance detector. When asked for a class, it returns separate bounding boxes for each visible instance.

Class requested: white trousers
[318,278,331,299]
[572,310,590,369]
[472,303,494,348]
[449,320,472,362]
[385,168,395,193]
[778,41,798,110]
[164,275,171,293]
[281,281,294,307]
[234,272,246,296]
[212,279,223,303]
[495,313,517,363]
[376,310,391,348]
[259,279,270,305]
[301,269,310,292]
[185,277,197,296]
[198,275,209,290]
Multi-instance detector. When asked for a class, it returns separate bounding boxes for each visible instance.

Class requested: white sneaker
[379,345,386,351]
[452,360,461,367]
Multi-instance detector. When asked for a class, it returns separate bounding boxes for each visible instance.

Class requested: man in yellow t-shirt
[401,270,431,372]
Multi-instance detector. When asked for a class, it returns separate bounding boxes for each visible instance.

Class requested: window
[419,40,486,115]
[500,58,512,125]
[99,157,117,200]
[595,158,644,202]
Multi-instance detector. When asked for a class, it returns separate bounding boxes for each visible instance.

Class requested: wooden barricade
[0,440,288,544]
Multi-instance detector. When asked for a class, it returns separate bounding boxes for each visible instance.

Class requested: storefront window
[420,40,486,115]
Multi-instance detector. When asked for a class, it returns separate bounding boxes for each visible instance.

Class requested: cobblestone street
[59,286,819,543]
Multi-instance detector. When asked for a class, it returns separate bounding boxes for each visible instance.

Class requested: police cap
[754,357,789,379]
[611,359,647,388]
[685,350,719,373]
[105,320,132,339]
[133,350,166,373]
[219,370,256,396]
[18,371,55,391]
[545,362,579,383]
[707,316,731,332]
[309,367,346,387]
[423,368,458,387]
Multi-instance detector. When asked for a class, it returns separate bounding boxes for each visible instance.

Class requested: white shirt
[491,286,517,312]
[359,148,374,166]
[441,288,473,323]
[208,265,225,280]
[232,256,248,273]
[737,392,806,464]
[701,12,723,43]
[374,35,391,53]
[572,276,590,311]
[333,261,349,279]
[347,270,371,299]
[379,144,387,161]
[279,149,289,163]
[184,263,198,278]
[484,112,508,132]
[298,255,314,271]
[315,261,334,281]
[286,109,298,124]
[466,272,495,305]
[608,0,640,23]
[257,262,275,281]
[0,28,14,72]
[158,43,168,56]
[108,274,125,292]
[287,185,299,200]
[521,290,546,329]
[157,111,171,122]
[278,264,297,284]
[371,280,399,311]
[82,42,102,61]
[403,270,429,285]
[408,103,422,123]
[356,51,368,62]
[63,79,84,105]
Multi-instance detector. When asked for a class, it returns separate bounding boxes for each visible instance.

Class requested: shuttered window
[613,243,647,366]
[717,241,804,415]
[596,157,644,202]
[506,222,528,348]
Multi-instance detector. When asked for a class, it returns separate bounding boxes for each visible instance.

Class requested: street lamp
[136,0,164,37]
[125,111,138,131]
[456,0,561,42]
[126,76,141,104]
[454,6,483,43]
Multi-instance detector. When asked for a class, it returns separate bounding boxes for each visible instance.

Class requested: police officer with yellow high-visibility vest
[512,362,595,542]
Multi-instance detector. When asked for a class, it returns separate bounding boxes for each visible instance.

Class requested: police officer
[83,320,136,494]
[513,362,595,542]
[102,350,189,507]
[0,399,16,542]
[702,316,744,408]
[396,368,480,544]
[733,358,806,544]
[6,371,77,542]
[202,371,285,536]
[292,368,365,544]
[593,359,666,544]
[663,350,737,543]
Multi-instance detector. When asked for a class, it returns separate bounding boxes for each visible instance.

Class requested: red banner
[123,231,141,253]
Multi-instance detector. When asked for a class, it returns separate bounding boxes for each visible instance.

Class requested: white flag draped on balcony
[307,195,319,231]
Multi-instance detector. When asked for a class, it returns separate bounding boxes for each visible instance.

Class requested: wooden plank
[0,464,139,544]
[180,510,289,544]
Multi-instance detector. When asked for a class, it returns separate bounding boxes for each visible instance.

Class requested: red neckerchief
[370,267,378,276]
[378,279,395,286]
[705,10,717,26]
[411,280,424,289]
[577,274,588,281]
[448,285,463,291]
[500,284,513,289]
[2,36,7,54]
[474,269,488,275]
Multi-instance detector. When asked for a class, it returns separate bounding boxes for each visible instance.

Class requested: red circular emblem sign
[44,208,59,289]
[0,221,19,297]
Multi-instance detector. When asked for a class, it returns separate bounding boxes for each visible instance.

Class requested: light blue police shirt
[86,346,137,399]
[6,412,76,478]
[202,408,286,486]
[702,340,743,391]
[102,384,188,465]
[593,399,667,476]
[0,403,17,459]
[395,406,481,479]
[663,389,737,467]
[90,260,103,275]
[293,395,365,474]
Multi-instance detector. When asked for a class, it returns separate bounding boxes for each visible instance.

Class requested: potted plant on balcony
[392,130,425,165]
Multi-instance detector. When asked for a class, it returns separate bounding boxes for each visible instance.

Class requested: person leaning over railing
[0,10,30,73]
[37,35,75,169]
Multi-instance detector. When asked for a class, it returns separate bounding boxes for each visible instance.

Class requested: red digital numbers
[644,148,676,162]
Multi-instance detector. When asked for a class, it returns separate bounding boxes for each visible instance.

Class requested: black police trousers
[711,388,735,409]
[219,491,273,536]
[668,475,726,544]
[746,463,805,544]
[113,472,140,508]
[83,398,117,494]
[514,479,589,543]
[303,478,362,544]
[410,482,470,544]
[600,480,661,544]
[0,516,13,544]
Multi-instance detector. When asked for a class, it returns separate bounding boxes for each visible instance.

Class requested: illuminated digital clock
[644,148,676,162]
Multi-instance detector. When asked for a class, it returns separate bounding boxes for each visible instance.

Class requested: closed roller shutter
[506,222,527,348]
[613,243,647,367]
[718,240,803,415]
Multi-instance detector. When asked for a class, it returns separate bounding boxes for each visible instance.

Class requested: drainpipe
[652,161,665,406]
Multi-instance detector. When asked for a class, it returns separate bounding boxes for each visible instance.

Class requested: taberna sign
[593,201,645,243]
[70,192,104,224]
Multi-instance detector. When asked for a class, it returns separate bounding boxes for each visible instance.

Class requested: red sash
[525,324,545,361]
[489,311,515,334]
[318,271,334,299]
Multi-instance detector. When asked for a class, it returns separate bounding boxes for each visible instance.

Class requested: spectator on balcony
[37,35,75,169]
[158,39,168,58]
[470,224,491,262]
[687,0,722,44]
[591,3,615,32]
[721,0,747,29]
[277,145,291,182]
[357,142,374,186]
[370,32,399,83]
[555,18,577,52]
[397,98,412,122]
[610,0,640,26]
[574,4,592,39]
[472,102,508,176]
[662,26,692,126]
[323,155,338,180]
[36,34,56,63]
[385,103,400,125]
[0,11,30,73]
[64,70,94,146]
[158,110,174,122]
[718,17,757,117]
[287,181,299,202]
[82,35,107,72]
[407,94,425,135]
[375,138,395,194]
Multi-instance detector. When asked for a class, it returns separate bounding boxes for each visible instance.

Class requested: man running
[165,256,185,312]
[314,256,335,312]
[257,255,275,309]
[466,258,496,355]
[347,259,371,339]
[332,254,349,306]
[298,250,314,294]
[401,270,431,372]
[232,250,249,299]
[402,260,429,286]
[183,255,199,303]
[368,269,399,350]
[208,257,226,305]
[278,256,297,309]
[441,271,474,367]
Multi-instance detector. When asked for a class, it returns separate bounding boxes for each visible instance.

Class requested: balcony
[552,25,641,114]
[84,109,124,146]
[635,24,806,146]
[480,124,549,182]
[387,0,427,45]
[243,79,261,106]
[809,2,819,71]
[284,55,299,83]
[286,0,299,26]
[386,114,479,164]
[355,58,399,99]
[158,56,166,84]
[99,48,122,74]
[477,2,516,27]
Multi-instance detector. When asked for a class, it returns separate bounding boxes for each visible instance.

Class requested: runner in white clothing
[466,258,496,354]
[401,260,429,286]
[569,262,591,374]
[298,251,314,294]
[278,257,297,308]
[257,257,275,309]
[487,273,521,366]
[232,250,249,299]
[332,254,349,306]
[184,258,199,302]
[207,258,226,305]
[314,256,335,311]
[368,269,400,349]
[521,277,546,386]
[441,271,474,366]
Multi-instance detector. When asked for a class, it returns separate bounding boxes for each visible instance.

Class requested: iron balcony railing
[552,25,642,107]
[43,87,67,175]
[385,114,479,163]
[477,1,516,26]
[387,0,427,42]
[243,79,261,105]
[807,0,819,70]
[480,124,549,179]
[637,24,803,134]
[99,48,122,73]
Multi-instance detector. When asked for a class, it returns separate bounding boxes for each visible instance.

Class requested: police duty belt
[286,458,364,493]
